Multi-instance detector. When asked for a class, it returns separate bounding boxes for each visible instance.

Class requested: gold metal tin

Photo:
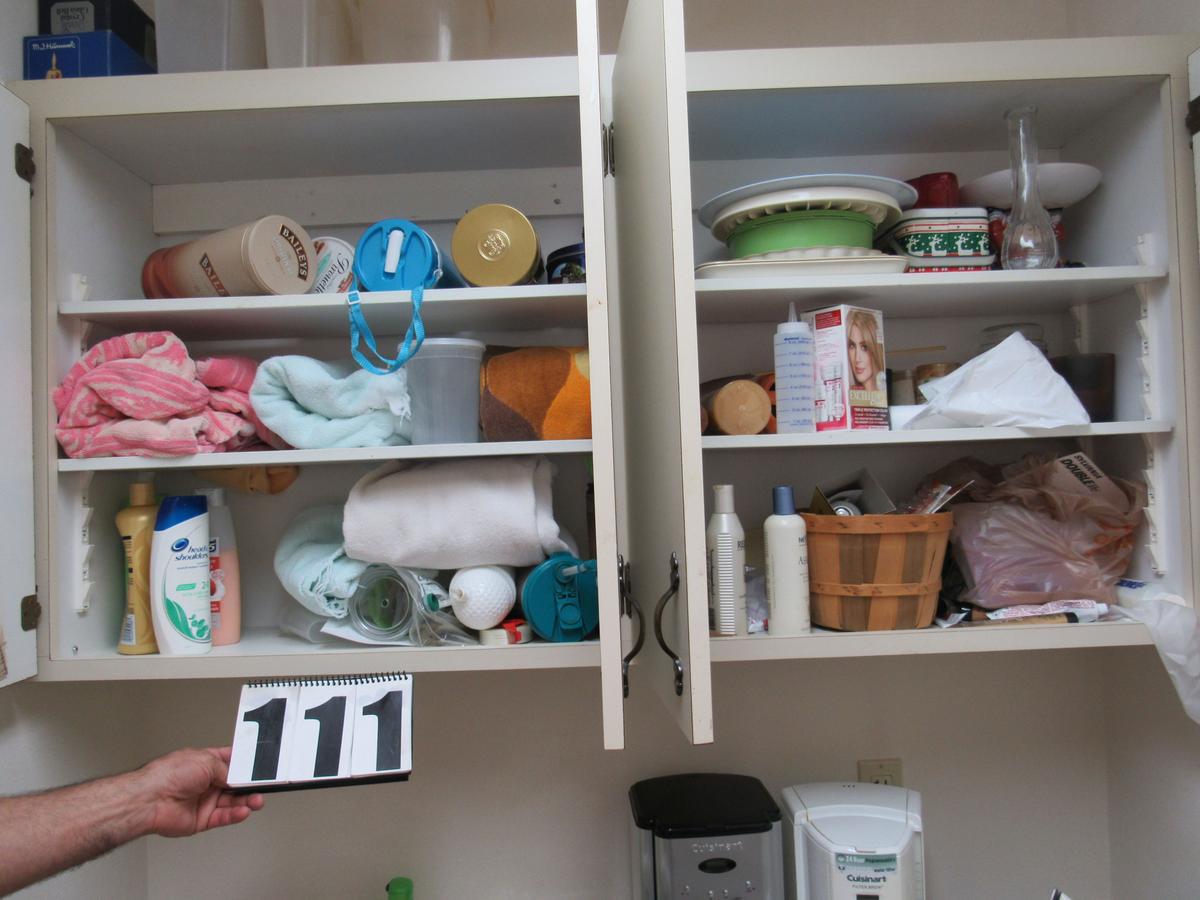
[451,203,542,287]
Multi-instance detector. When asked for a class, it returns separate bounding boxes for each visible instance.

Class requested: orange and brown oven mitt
[480,346,591,441]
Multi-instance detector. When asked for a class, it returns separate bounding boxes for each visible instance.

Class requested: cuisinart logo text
[848,874,887,884]
[691,840,743,854]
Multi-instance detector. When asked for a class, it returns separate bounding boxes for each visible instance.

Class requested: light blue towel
[251,356,413,449]
[274,505,368,618]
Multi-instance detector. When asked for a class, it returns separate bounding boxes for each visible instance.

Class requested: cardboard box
[804,304,890,430]
[39,0,156,66]
[24,31,156,79]
[809,468,897,516]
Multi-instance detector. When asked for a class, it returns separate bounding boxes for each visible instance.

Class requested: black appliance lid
[629,773,781,839]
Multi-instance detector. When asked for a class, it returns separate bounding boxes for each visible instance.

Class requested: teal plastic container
[521,554,599,642]
[727,209,876,258]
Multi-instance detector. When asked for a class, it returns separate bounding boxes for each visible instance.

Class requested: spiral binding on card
[247,671,410,689]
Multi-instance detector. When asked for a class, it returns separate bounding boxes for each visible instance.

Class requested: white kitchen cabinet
[1,0,1198,762]
[1,1,642,749]
[610,0,1200,744]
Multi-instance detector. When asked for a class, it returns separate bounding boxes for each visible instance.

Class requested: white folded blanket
[343,457,570,570]
[251,356,413,449]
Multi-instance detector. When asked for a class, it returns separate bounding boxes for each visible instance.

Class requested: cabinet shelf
[38,628,600,680]
[709,620,1152,662]
[701,421,1170,451]
[57,439,593,472]
[693,265,1164,323]
[59,284,589,340]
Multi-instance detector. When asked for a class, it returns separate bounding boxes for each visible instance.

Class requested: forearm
[0,768,154,896]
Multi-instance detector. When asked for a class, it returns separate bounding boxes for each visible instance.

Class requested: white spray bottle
[150,495,212,655]
[706,484,747,636]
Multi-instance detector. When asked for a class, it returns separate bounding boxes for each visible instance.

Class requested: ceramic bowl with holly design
[876,207,994,270]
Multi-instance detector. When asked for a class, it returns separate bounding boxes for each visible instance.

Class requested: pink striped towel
[54,332,272,459]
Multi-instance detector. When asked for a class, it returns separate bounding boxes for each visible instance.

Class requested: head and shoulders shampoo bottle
[150,495,212,655]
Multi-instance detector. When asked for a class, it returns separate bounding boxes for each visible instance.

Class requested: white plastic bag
[903,333,1089,430]
[1111,587,1200,725]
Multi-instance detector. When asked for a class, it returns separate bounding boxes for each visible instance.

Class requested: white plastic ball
[449,566,517,631]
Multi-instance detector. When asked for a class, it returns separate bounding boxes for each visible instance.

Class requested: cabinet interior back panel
[685,76,1159,159]
[54,98,583,183]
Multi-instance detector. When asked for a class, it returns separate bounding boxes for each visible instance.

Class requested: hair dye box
[803,304,889,430]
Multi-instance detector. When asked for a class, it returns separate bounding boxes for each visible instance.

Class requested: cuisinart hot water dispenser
[629,773,785,899]
[781,782,924,900]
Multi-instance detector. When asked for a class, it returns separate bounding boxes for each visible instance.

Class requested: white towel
[274,505,368,618]
[343,457,570,570]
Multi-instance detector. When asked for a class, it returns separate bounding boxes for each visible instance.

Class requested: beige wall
[138,652,1119,899]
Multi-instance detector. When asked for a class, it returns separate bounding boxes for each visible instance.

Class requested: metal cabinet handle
[618,556,644,699]
[652,552,683,697]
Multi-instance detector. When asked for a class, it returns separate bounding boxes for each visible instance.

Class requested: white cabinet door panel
[0,86,36,688]
[611,0,713,744]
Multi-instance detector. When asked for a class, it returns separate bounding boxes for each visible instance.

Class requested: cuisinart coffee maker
[630,773,785,899]
[781,782,924,900]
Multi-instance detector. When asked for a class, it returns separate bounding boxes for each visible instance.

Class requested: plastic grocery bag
[941,453,1144,609]
[903,333,1089,429]
[1111,592,1200,725]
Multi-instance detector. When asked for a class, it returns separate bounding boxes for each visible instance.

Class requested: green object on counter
[386,877,414,900]
[728,209,876,258]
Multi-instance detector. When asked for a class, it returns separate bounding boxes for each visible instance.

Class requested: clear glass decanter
[1001,106,1059,270]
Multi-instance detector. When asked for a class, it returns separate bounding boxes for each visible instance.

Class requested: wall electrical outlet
[858,758,903,786]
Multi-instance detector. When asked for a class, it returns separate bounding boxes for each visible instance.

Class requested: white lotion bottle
[707,484,747,636]
[149,495,212,655]
[774,302,816,433]
[763,485,810,635]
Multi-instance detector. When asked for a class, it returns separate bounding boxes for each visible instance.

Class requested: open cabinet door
[1191,49,1200,253]
[611,0,713,744]
[0,86,37,689]
[575,0,626,750]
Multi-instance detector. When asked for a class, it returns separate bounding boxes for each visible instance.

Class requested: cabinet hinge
[20,594,41,631]
[602,122,615,177]
[14,143,35,185]
[1188,96,1200,138]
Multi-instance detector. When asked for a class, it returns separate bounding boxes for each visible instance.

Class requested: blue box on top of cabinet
[23,31,156,79]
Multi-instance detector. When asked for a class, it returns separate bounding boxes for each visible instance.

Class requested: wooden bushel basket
[801,512,953,631]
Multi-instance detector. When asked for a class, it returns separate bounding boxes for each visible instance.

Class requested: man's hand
[1,747,265,897]
[133,747,265,838]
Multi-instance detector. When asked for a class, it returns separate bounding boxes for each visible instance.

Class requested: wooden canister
[700,376,772,435]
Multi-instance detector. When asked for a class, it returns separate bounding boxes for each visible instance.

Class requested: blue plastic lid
[521,554,599,642]
[772,485,796,516]
[353,219,443,293]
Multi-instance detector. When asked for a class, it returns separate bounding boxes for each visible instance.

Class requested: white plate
[959,163,1102,209]
[708,187,902,242]
[698,174,918,228]
[695,256,908,279]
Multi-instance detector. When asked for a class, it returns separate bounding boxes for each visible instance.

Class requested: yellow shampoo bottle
[116,481,159,654]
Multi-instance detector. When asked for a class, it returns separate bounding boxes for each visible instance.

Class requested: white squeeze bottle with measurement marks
[707,484,747,636]
[774,302,816,433]
[149,495,212,655]
[197,487,241,646]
